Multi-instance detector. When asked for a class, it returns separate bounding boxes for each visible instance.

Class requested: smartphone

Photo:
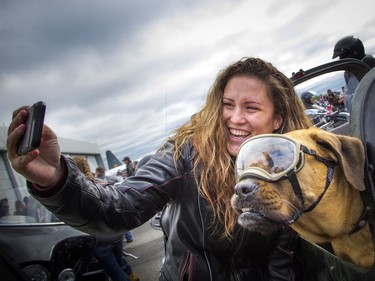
[17,101,46,155]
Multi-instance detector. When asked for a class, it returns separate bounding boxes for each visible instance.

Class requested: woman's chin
[227,143,240,157]
[227,139,249,156]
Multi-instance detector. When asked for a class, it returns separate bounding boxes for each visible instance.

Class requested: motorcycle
[305,105,350,132]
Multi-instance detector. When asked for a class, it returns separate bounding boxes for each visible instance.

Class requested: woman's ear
[273,115,283,131]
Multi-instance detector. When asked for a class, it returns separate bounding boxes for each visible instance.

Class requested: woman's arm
[27,142,189,237]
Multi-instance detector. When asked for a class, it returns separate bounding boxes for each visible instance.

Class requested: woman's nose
[231,108,246,124]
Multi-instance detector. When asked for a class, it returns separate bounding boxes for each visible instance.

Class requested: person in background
[122,157,135,243]
[0,198,10,219]
[7,57,313,280]
[332,35,375,111]
[131,161,138,172]
[300,91,324,110]
[23,196,37,219]
[326,89,345,110]
[122,157,135,178]
[95,166,122,185]
[72,156,139,281]
[13,200,26,216]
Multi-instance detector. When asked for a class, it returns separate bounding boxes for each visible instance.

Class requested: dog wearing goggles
[231,127,374,269]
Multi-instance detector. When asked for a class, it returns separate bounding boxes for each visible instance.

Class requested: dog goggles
[236,134,304,182]
[235,133,335,213]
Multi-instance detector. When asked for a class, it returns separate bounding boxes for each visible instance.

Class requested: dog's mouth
[235,206,301,235]
[231,178,303,235]
[240,207,299,224]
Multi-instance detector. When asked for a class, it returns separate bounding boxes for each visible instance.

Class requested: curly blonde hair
[171,57,312,238]
[73,156,95,181]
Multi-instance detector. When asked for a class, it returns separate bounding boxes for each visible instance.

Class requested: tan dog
[231,127,374,269]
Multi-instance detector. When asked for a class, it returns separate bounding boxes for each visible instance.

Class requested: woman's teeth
[230,129,250,137]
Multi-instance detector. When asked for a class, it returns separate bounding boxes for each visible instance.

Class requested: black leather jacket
[28,141,300,281]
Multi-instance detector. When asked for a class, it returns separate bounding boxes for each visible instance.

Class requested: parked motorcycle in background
[305,105,350,131]
[300,90,350,132]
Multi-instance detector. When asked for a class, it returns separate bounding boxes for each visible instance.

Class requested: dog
[231,127,374,269]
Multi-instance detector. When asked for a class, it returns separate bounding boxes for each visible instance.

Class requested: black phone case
[17,101,46,155]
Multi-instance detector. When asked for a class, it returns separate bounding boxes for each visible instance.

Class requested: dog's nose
[234,180,257,197]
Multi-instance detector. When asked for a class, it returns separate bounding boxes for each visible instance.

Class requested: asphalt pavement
[124,221,165,280]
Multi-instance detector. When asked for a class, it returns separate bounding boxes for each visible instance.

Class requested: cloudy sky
[1,0,374,167]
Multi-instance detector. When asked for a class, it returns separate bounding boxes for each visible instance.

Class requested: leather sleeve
[27,141,191,237]
[267,226,302,281]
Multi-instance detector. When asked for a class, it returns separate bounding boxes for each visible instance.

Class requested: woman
[7,57,312,280]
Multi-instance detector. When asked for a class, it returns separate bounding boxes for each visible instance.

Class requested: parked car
[0,127,108,281]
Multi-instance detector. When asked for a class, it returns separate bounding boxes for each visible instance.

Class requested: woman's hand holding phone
[17,101,46,155]
[6,103,63,187]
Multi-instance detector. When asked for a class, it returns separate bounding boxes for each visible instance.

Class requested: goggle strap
[301,145,315,156]
[301,145,335,169]
[286,171,304,206]
[304,166,334,213]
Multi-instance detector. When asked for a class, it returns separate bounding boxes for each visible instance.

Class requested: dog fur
[231,127,374,269]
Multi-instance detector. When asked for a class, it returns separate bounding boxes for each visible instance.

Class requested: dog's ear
[310,128,365,191]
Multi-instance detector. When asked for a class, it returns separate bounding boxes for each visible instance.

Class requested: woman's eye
[223,102,234,108]
[246,106,257,111]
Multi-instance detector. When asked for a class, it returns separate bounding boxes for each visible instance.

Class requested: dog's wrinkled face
[231,162,305,235]
[231,127,365,236]
[231,133,311,235]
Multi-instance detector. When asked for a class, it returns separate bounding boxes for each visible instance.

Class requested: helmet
[332,36,365,60]
[300,91,315,109]
[300,91,314,103]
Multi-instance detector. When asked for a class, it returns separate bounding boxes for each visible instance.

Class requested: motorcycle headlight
[58,268,76,281]
[23,264,49,281]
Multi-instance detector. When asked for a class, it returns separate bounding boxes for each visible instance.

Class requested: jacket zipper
[179,251,191,281]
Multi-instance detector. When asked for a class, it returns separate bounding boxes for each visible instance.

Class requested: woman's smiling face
[222,75,282,157]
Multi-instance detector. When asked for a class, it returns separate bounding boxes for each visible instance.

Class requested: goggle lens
[236,135,302,182]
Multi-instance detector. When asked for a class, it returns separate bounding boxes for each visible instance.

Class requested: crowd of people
[300,89,343,116]
[0,196,47,223]
[5,36,375,280]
